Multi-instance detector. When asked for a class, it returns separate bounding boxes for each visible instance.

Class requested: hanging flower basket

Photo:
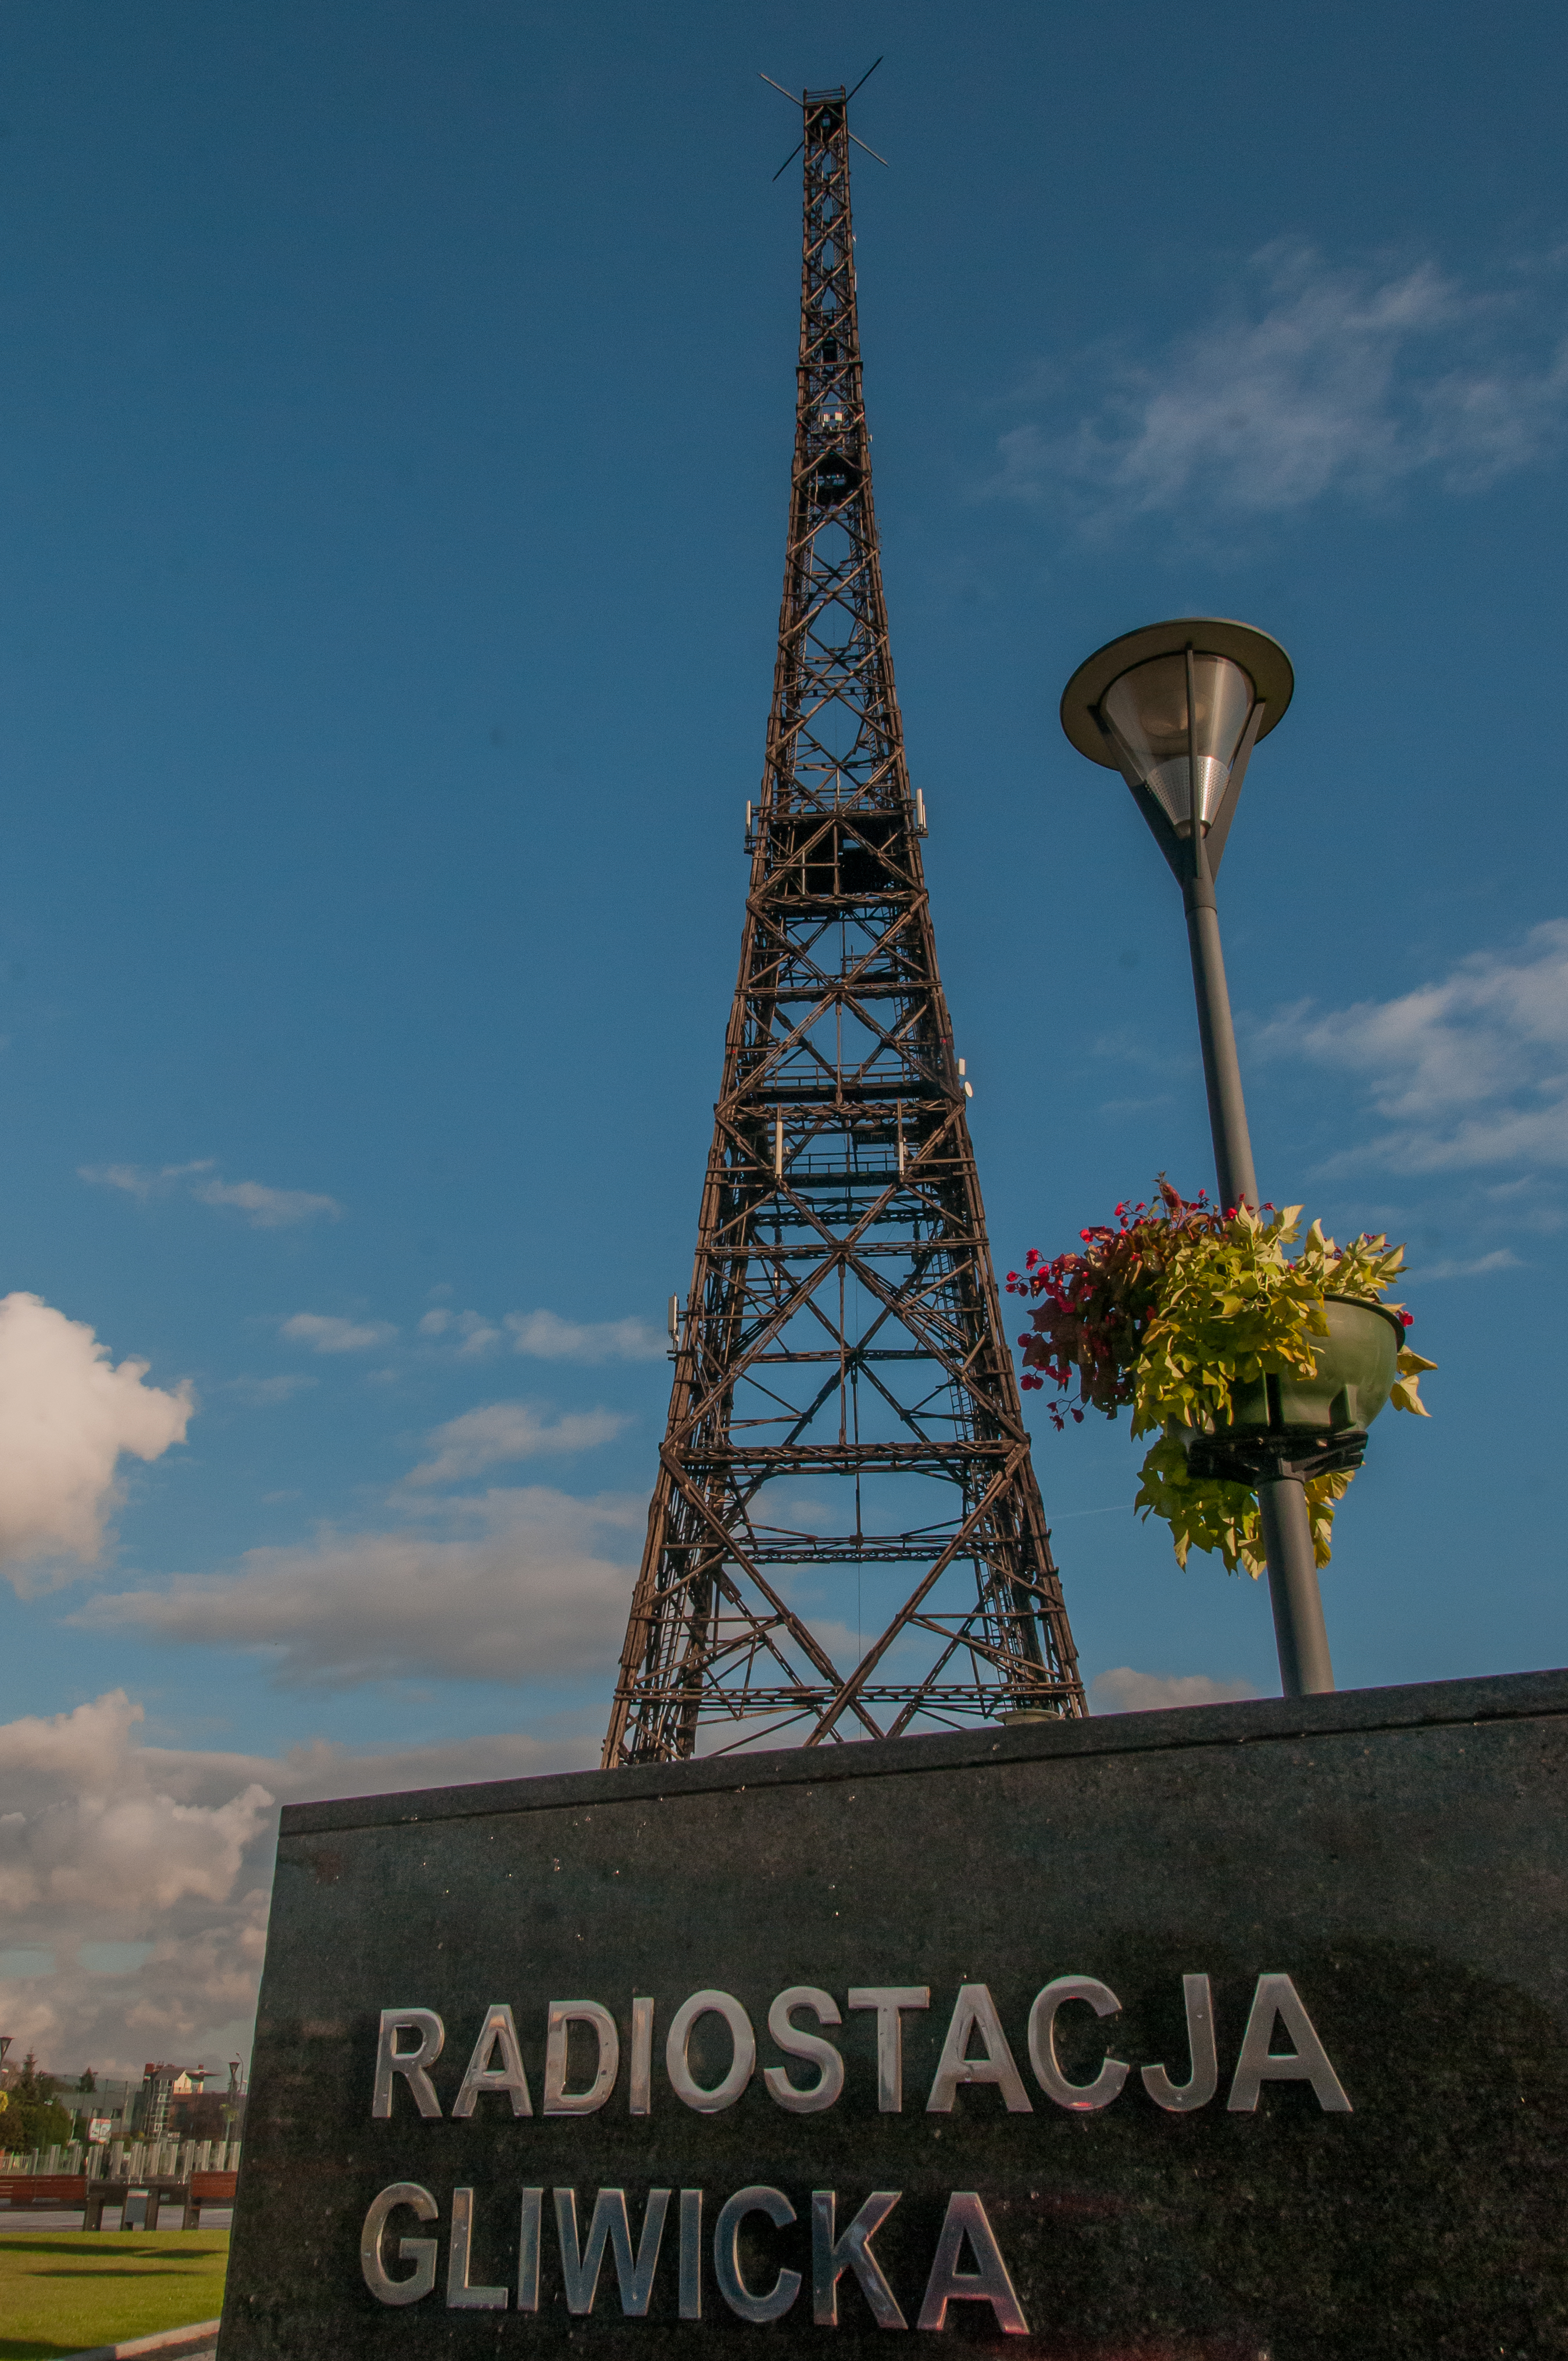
[1008,1181,1435,1578]
[1217,1292,1405,1435]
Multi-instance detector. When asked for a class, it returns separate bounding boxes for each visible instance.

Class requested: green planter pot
[1222,1293,1404,1436]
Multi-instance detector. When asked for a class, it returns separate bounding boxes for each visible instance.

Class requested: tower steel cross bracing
[602,87,1085,1767]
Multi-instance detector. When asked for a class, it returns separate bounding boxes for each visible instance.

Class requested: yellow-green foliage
[1127,1205,1436,1575]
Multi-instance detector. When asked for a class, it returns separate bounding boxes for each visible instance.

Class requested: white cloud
[74,1488,640,1687]
[77,1159,215,1202]
[145,1719,599,1803]
[505,1309,665,1362]
[1253,920,1568,1172]
[223,1373,319,1405]
[417,1307,503,1355]
[192,1178,341,1228]
[140,1721,599,1810]
[405,1401,627,1485]
[1098,1094,1174,1119]
[280,1312,398,1355]
[0,1295,192,1592]
[0,1694,271,1919]
[995,242,1568,528]
[1417,1248,1523,1281]
[1091,1667,1259,1714]
[81,1162,341,1227]
[415,1306,665,1363]
[0,1692,272,2072]
[0,1691,597,2076]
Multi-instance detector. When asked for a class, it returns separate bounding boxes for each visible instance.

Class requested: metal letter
[680,2189,703,2320]
[630,1995,655,2117]
[765,1985,845,2113]
[553,2187,670,2317]
[360,2182,438,2306]
[617,2189,672,2316]
[447,2188,508,2310]
[1227,1974,1352,2113]
[848,1987,929,2113]
[517,2189,542,2314]
[812,2190,906,2329]
[666,1989,756,2113]
[926,1985,1032,2114]
[714,2185,802,2323]
[451,2002,533,2119]
[371,2009,444,2120]
[1141,1975,1217,2112]
[1026,1977,1128,2112]
[915,2192,1028,2335]
[555,2190,596,2316]
[544,1999,620,2115]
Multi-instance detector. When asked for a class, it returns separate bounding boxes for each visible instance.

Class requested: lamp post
[1059,616,1335,1699]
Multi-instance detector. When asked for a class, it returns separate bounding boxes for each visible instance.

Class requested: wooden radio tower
[602,82,1085,1766]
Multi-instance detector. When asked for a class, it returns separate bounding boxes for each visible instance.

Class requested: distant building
[3,2058,247,2144]
[138,2062,180,2137]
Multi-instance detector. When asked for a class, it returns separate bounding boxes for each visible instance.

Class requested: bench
[182,2171,238,2228]
[83,2176,188,2231]
[0,2173,87,2209]
[0,2167,237,2228]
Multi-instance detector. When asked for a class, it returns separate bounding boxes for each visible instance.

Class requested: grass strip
[0,2231,228,2361]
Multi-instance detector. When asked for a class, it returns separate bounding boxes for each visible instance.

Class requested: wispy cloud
[280,1312,398,1355]
[191,1177,341,1228]
[505,1309,664,1361]
[405,1401,627,1486]
[1099,1094,1174,1119]
[994,242,1568,531]
[222,1373,319,1405]
[417,1305,665,1363]
[1252,920,1568,1172]
[81,1161,341,1228]
[76,1489,640,1688]
[416,1307,503,1355]
[1414,1248,1523,1281]
[1091,1667,1258,1714]
[78,1159,214,1202]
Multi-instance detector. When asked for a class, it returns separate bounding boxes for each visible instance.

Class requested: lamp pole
[1177,761,1331,1698]
[1059,619,1333,1699]
[1183,789,1258,1219]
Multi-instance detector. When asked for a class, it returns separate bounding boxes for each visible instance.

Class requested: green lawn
[0,2231,227,2361]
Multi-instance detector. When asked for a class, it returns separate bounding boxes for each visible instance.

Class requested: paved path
[59,2321,222,2361]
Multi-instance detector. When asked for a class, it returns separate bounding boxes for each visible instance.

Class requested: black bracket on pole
[1185,1426,1369,1488]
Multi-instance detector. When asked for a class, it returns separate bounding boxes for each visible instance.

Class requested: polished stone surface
[220,1670,1568,2360]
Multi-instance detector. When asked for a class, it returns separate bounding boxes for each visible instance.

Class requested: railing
[0,2137,242,2178]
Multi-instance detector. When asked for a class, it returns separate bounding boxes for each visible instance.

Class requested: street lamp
[1059,616,1337,1700]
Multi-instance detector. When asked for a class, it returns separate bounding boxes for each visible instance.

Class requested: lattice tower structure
[602,86,1085,1767]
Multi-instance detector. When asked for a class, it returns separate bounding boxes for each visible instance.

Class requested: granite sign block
[219,1670,1568,2360]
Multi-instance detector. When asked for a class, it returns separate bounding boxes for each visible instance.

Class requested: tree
[5,2054,73,2153]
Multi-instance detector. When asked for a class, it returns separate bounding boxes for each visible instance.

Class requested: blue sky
[0,0,1565,2071]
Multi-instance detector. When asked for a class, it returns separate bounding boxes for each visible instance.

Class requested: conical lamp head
[1100,651,1255,835]
[1059,617,1295,835]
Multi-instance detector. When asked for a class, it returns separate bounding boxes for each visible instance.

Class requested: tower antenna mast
[603,86,1085,1766]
